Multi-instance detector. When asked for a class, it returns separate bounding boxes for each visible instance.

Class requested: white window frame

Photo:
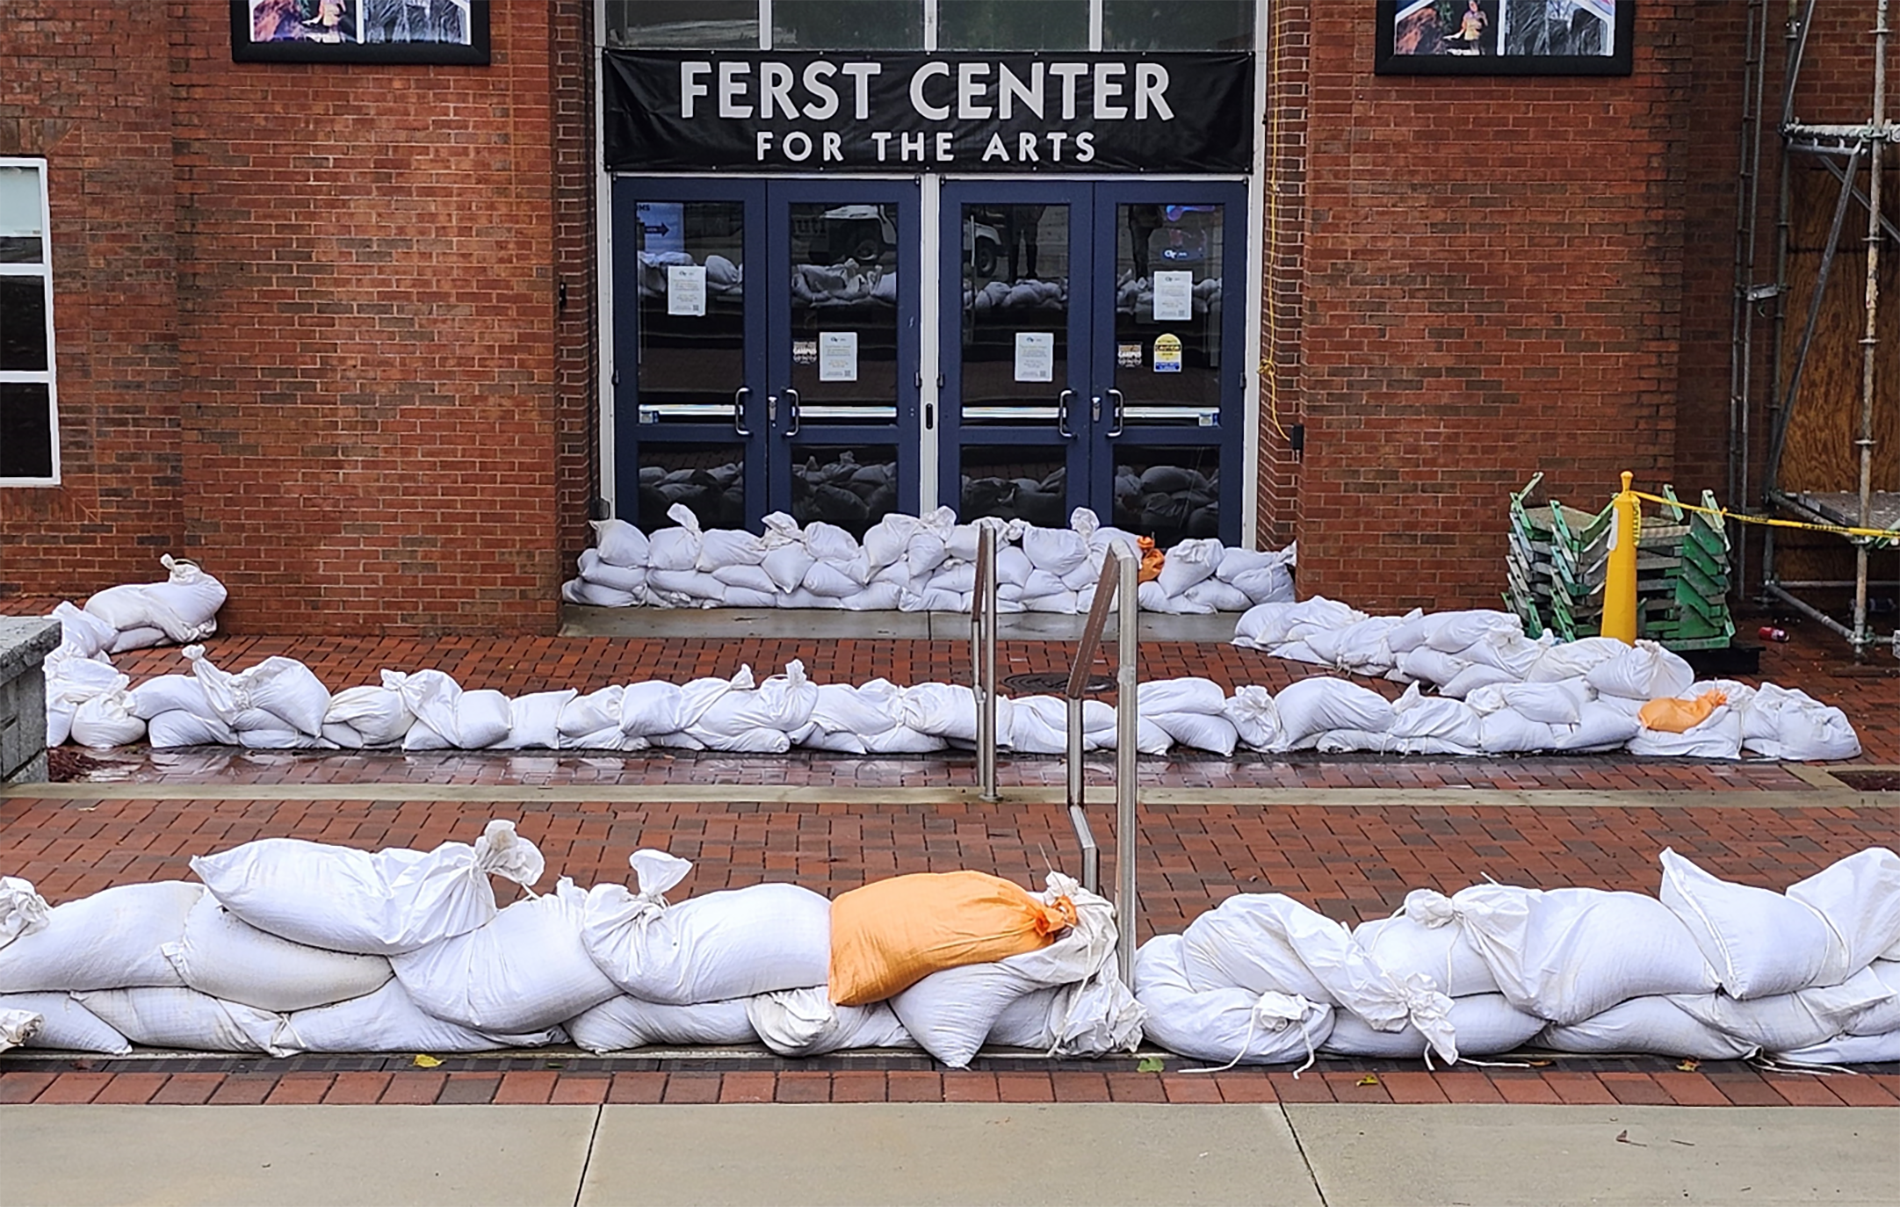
[0,157,59,487]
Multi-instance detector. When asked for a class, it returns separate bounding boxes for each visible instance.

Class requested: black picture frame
[1375,0,1633,76]
[231,0,491,65]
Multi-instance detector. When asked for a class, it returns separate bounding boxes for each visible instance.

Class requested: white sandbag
[145,555,227,636]
[1227,563,1296,607]
[1785,848,1900,976]
[1386,685,1484,753]
[562,725,650,752]
[749,987,915,1057]
[1626,705,1742,759]
[579,549,648,595]
[0,881,201,992]
[619,681,688,736]
[1138,678,1228,718]
[1405,610,1523,655]
[592,517,651,567]
[581,850,830,1005]
[862,512,923,572]
[0,992,131,1054]
[1323,993,1544,1059]
[888,873,1115,1068]
[1743,683,1862,761]
[1270,677,1395,749]
[76,987,285,1055]
[1149,711,1239,756]
[688,661,818,748]
[756,544,814,594]
[393,878,618,1033]
[1155,538,1222,597]
[390,668,484,749]
[1409,882,1719,1024]
[862,725,949,754]
[1133,934,1334,1067]
[1551,701,1644,752]
[799,521,858,563]
[126,674,210,721]
[1222,686,1281,750]
[1020,524,1090,577]
[1525,636,1630,682]
[1354,904,1498,997]
[0,877,49,948]
[1182,578,1254,614]
[1772,1030,1900,1065]
[1231,597,1363,650]
[563,579,638,608]
[1437,662,1520,700]
[1846,961,1900,1035]
[1394,646,1468,690]
[190,819,544,957]
[164,893,391,1012]
[902,682,1016,745]
[803,559,869,598]
[1464,679,1590,725]
[1138,580,1214,615]
[46,653,127,746]
[558,687,624,738]
[710,563,777,595]
[1314,729,1400,755]
[697,527,767,572]
[182,645,330,737]
[148,708,240,748]
[1176,892,1456,1060]
[1537,996,1760,1059]
[49,601,118,660]
[1658,847,1848,999]
[0,1006,40,1052]
[809,681,902,738]
[237,727,330,750]
[68,690,145,748]
[645,504,705,572]
[566,994,758,1053]
[1586,640,1695,701]
[1669,964,1894,1052]
[1478,709,1563,755]
[323,679,415,746]
[500,689,576,750]
[1305,616,1401,676]
[1010,696,1114,755]
[277,980,563,1054]
[1215,548,1284,585]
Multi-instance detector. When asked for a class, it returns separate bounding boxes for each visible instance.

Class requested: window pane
[0,381,53,479]
[0,167,43,238]
[959,202,1071,425]
[635,200,747,420]
[788,201,899,408]
[1104,0,1252,50]
[791,444,899,537]
[959,446,1068,527]
[633,441,747,532]
[774,0,922,49]
[0,277,48,371]
[1113,202,1225,418]
[938,0,1088,50]
[1114,447,1220,547]
[607,0,758,48]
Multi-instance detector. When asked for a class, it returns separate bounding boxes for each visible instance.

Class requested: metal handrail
[970,523,999,802]
[1064,540,1140,983]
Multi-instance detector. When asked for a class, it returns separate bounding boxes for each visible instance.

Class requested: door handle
[733,386,752,437]
[1106,388,1125,437]
[782,387,801,437]
[1056,389,1075,439]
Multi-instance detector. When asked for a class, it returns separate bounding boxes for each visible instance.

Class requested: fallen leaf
[1676,1059,1700,1072]
[412,1054,443,1068]
[1614,1129,1648,1148]
[1357,1074,1380,1086]
[1137,1056,1165,1073]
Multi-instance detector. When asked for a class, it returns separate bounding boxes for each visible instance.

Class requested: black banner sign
[604,50,1254,174]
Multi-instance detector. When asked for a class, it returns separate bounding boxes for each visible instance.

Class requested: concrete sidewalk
[3,1103,1894,1206]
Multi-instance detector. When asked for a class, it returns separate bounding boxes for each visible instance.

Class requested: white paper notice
[1152,271,1193,322]
[819,331,859,382]
[667,265,707,316]
[1014,332,1054,383]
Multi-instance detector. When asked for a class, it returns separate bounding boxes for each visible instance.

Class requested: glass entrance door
[611,178,920,538]
[940,180,1245,545]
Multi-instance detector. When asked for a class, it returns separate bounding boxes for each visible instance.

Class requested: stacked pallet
[1505,475,1735,650]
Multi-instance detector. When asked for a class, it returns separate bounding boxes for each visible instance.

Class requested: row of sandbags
[40,640,1859,765]
[1136,846,1900,1069]
[562,505,1294,615]
[1232,600,1861,761]
[0,828,1140,1069]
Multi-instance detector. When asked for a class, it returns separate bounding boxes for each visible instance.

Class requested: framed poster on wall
[231,0,490,64]
[1375,0,1633,76]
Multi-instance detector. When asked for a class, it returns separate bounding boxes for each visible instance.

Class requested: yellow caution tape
[1630,491,1899,542]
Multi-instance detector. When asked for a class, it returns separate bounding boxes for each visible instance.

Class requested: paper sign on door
[1152,271,1193,322]
[820,331,859,382]
[667,265,707,316]
[1014,332,1054,383]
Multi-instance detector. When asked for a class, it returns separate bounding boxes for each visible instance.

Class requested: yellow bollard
[1601,470,1640,644]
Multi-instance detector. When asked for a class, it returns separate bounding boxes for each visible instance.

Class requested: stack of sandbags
[562,518,649,608]
[179,644,334,750]
[79,556,228,654]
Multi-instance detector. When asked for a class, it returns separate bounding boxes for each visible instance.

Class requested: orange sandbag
[1137,536,1165,584]
[1638,690,1728,734]
[828,870,1078,1006]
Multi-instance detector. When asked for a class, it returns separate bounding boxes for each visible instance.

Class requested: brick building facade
[0,1,1888,634]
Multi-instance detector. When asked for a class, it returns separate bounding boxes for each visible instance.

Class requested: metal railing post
[972,523,999,802]
[1113,544,1140,985]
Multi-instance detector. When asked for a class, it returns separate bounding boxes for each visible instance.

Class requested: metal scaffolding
[1733,0,1899,660]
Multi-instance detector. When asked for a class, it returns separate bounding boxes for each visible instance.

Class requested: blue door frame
[938,180,1246,545]
[611,177,920,534]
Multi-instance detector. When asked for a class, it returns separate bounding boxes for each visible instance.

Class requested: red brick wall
[550,0,599,581]
[0,2,185,597]
[2,1,563,635]
[1287,0,1697,610]
[1256,0,1309,551]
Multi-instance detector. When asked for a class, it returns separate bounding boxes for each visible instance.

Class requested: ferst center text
[678,59,1178,164]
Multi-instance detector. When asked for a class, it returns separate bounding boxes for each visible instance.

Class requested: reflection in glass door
[939,181,1245,546]
[611,178,919,538]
